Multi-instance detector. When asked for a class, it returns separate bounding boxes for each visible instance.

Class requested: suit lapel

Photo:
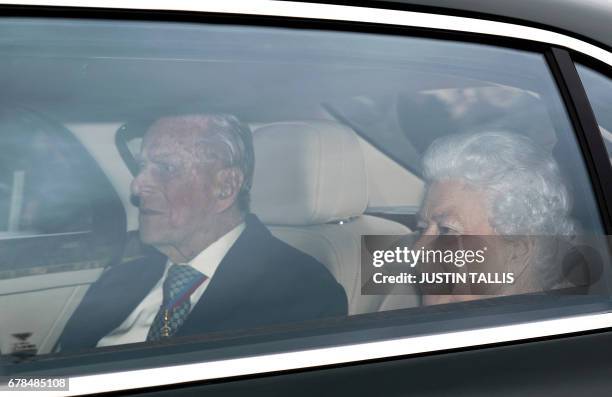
[112,254,167,328]
[178,215,271,335]
[59,252,167,350]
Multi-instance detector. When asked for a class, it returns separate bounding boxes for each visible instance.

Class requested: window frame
[1,1,612,395]
[545,47,612,233]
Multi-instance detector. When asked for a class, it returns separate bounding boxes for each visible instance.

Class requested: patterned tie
[147,264,206,341]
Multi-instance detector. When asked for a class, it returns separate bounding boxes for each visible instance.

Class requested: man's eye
[159,163,176,173]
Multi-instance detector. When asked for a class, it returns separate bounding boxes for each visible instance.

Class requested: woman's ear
[508,236,536,278]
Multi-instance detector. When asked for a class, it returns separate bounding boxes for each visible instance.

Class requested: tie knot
[163,264,205,303]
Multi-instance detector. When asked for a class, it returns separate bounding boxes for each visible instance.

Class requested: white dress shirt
[97,222,245,347]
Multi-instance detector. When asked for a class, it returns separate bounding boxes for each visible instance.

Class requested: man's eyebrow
[148,153,181,163]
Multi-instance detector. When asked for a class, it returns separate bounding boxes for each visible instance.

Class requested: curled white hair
[422,131,575,236]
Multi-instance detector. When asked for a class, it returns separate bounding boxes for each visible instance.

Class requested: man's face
[130,118,221,250]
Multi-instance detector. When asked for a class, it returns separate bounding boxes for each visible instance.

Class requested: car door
[1,1,612,396]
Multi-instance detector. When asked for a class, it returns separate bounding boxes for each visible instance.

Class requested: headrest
[250,121,368,225]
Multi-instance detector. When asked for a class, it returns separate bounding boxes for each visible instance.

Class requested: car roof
[2,1,611,51]
[339,0,612,52]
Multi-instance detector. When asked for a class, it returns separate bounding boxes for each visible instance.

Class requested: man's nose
[130,171,143,198]
[130,168,154,202]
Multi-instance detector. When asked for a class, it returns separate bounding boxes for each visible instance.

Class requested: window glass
[576,63,612,159]
[0,113,92,235]
[0,18,610,378]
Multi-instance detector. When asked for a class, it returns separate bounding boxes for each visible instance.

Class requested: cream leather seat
[251,120,417,314]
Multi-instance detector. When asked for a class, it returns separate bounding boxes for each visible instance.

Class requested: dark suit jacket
[58,214,347,351]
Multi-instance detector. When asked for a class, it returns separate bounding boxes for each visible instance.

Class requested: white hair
[422,131,575,236]
[194,114,255,213]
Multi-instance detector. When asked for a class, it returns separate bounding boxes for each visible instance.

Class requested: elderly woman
[415,131,576,305]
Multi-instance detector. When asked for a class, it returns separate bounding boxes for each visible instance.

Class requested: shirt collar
[172,222,246,279]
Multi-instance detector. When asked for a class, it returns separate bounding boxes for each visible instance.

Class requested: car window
[0,17,610,381]
[576,63,612,160]
[0,112,93,236]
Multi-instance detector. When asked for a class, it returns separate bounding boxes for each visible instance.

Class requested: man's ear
[213,167,244,213]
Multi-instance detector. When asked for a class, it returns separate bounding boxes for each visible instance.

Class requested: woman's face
[416,180,495,237]
[415,180,527,305]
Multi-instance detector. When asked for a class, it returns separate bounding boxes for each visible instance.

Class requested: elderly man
[58,114,347,351]
[414,131,578,305]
